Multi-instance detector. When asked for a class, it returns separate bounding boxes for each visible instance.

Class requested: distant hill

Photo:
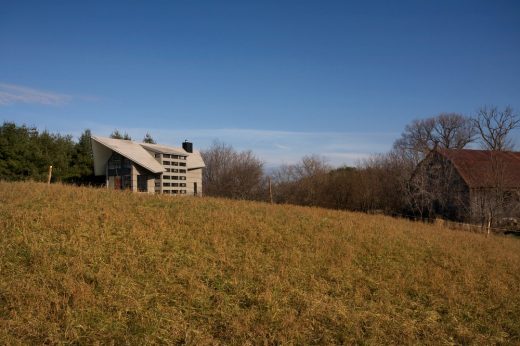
[1,182,519,344]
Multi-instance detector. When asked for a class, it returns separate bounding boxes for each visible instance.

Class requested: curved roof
[436,149,520,189]
[91,136,165,174]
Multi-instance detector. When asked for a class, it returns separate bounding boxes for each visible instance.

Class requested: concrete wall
[132,163,156,194]
[103,148,202,196]
[147,177,155,193]
[108,176,115,189]
[186,168,203,196]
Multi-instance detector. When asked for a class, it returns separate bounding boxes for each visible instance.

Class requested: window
[163,175,170,179]
[163,154,170,158]
[179,169,186,173]
[155,153,161,158]
[172,183,179,187]
[172,169,178,173]
[172,162,179,166]
[163,182,170,187]
[163,161,170,165]
[137,175,148,192]
[179,162,186,167]
[172,155,179,159]
[172,176,178,180]
[180,176,186,180]
[122,175,132,190]
[107,153,132,176]
[166,168,171,172]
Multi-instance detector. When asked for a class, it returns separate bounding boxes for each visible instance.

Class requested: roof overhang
[91,136,166,175]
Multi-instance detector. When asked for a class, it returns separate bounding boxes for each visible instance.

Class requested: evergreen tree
[110,129,131,140]
[0,122,78,182]
[70,129,94,181]
[143,132,156,144]
[0,122,38,180]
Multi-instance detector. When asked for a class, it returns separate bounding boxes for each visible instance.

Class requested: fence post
[487,216,491,237]
[47,165,53,184]
[268,177,273,204]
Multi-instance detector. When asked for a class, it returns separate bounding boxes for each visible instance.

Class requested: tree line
[201,105,520,222]
[1,105,518,223]
[0,123,96,183]
[0,124,155,183]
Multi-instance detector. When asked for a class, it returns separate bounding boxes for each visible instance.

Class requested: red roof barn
[410,148,520,225]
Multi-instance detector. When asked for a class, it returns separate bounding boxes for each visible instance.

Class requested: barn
[410,148,520,226]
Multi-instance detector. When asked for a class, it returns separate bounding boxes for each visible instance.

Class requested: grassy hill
[0,182,519,344]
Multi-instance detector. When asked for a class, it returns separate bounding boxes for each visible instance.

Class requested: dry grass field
[0,182,519,344]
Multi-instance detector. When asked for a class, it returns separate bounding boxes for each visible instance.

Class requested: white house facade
[91,136,205,195]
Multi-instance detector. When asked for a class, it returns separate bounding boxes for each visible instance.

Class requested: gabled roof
[91,136,206,176]
[140,142,205,169]
[140,142,187,155]
[436,148,520,189]
[186,150,205,170]
[91,136,166,174]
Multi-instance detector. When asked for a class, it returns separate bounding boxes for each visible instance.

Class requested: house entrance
[114,175,132,190]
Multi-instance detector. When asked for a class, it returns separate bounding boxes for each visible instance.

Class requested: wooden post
[268,176,273,204]
[487,212,491,237]
[47,165,53,184]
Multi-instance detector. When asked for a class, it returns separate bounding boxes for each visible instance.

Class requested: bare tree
[392,113,476,221]
[201,141,264,200]
[393,113,476,165]
[474,105,520,151]
[356,152,409,214]
[434,113,476,149]
[470,106,520,231]
[271,155,331,206]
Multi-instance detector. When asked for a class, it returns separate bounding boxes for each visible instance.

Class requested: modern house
[410,148,520,225]
[91,136,205,195]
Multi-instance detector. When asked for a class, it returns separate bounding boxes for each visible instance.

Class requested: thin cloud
[84,124,398,167]
[0,83,71,106]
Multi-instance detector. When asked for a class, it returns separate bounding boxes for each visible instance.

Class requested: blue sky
[1,0,519,167]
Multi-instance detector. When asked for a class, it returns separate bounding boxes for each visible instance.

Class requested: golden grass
[0,182,519,344]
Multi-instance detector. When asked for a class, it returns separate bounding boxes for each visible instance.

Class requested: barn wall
[411,151,471,221]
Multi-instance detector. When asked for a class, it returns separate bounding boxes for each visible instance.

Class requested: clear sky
[1,0,519,167]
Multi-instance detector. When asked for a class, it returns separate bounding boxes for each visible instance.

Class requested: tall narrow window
[137,175,148,192]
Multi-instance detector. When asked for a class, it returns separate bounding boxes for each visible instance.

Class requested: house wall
[102,147,203,196]
[108,176,115,189]
[186,168,203,196]
[131,165,138,192]
[148,178,155,193]
[132,163,156,194]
